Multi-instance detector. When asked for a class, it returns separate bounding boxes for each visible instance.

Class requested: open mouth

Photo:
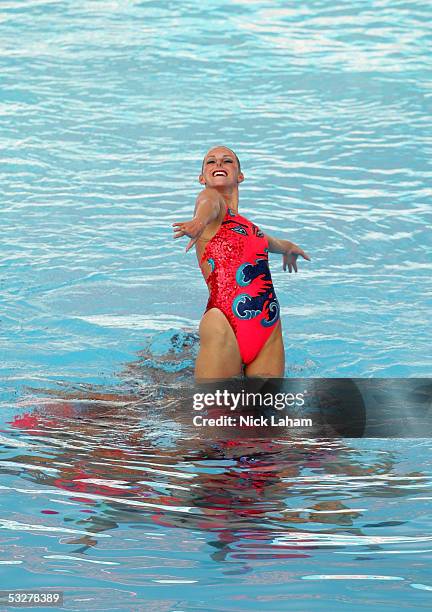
[212,170,228,177]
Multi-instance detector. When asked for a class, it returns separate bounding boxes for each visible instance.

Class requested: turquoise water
[1,0,431,610]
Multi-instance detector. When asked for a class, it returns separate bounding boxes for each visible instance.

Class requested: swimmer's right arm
[172,188,222,252]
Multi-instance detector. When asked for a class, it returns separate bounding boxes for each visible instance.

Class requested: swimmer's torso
[197,204,280,365]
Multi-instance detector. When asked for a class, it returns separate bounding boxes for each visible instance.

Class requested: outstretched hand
[172,218,205,252]
[283,241,311,273]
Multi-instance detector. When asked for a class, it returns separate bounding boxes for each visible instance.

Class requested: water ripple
[1,0,431,607]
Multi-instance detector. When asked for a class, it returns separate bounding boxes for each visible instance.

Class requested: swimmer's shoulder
[194,189,226,261]
[194,188,226,233]
[195,187,225,214]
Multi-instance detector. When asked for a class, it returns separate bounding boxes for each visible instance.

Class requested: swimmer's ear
[198,174,206,185]
[237,172,245,184]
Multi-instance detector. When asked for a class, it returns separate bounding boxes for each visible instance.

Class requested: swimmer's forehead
[204,147,236,160]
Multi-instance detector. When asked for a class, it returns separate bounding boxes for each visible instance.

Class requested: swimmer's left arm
[264,234,311,273]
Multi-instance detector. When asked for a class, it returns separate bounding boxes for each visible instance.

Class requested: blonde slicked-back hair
[201,146,241,174]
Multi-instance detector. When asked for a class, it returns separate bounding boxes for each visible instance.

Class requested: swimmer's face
[199,147,244,188]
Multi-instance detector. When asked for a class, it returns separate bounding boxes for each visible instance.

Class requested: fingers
[173,220,201,241]
[290,247,311,262]
[172,222,188,231]
[173,222,185,239]
[283,253,293,273]
[283,248,311,273]
[173,221,192,241]
[185,237,198,252]
[284,254,297,273]
[172,222,186,231]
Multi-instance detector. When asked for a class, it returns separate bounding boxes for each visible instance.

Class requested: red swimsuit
[201,206,280,365]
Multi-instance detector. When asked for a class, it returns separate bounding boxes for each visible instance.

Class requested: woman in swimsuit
[173,146,310,379]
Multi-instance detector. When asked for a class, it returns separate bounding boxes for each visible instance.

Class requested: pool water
[1,0,431,610]
[1,396,432,610]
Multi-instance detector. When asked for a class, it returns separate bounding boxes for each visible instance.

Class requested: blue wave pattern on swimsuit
[233,258,280,325]
[230,226,248,236]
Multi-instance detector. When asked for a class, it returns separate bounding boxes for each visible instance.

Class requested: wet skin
[173,146,310,379]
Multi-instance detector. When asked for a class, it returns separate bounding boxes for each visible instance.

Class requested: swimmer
[173,146,310,379]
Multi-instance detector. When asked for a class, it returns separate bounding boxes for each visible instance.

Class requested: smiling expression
[199,147,244,189]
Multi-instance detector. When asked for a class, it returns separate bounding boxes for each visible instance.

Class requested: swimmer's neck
[216,185,239,214]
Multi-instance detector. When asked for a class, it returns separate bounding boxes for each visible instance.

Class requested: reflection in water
[1,337,430,610]
[5,369,426,571]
